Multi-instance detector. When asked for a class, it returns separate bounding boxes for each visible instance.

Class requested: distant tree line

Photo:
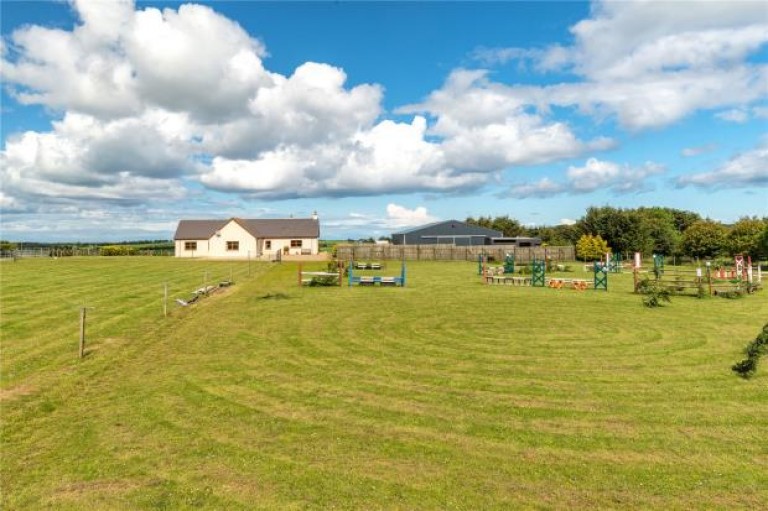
[466,207,768,259]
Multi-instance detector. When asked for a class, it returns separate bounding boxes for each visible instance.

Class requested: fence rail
[1,249,51,259]
[1,248,174,259]
[335,244,575,263]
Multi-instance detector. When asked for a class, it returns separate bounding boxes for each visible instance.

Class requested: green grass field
[2,257,767,510]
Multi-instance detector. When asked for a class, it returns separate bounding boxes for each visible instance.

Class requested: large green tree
[466,216,494,230]
[530,224,581,246]
[758,225,768,260]
[491,215,525,237]
[668,209,702,233]
[579,206,650,255]
[637,207,681,256]
[727,217,767,258]
[681,220,728,259]
[466,215,525,237]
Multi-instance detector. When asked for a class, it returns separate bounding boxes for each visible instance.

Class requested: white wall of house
[260,237,319,257]
[175,221,258,258]
[208,221,258,258]
[175,239,204,258]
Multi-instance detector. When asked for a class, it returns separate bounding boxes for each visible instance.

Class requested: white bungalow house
[174,214,320,259]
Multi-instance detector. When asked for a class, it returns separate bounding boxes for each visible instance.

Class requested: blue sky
[1,0,766,242]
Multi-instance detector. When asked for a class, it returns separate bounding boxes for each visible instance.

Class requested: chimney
[311,210,318,221]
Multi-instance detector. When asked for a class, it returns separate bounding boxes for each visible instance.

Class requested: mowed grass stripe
[1,257,268,387]
[1,258,766,509]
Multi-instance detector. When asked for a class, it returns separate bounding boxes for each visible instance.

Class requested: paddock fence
[335,244,575,263]
[0,249,52,259]
[1,248,174,259]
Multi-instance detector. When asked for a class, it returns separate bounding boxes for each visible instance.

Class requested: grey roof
[392,220,447,235]
[392,219,502,237]
[174,220,229,240]
[174,218,319,240]
[241,218,319,238]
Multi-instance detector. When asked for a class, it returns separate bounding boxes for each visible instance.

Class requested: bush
[576,234,610,261]
[732,324,768,378]
[100,245,138,256]
[636,278,672,308]
[732,358,758,376]
[309,276,339,287]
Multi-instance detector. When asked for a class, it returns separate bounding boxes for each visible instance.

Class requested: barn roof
[392,219,502,237]
[393,220,448,235]
[174,218,319,240]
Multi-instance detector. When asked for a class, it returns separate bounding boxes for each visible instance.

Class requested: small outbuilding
[174,215,320,258]
[391,220,503,246]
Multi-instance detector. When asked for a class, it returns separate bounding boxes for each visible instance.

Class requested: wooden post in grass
[298,263,302,287]
[79,307,87,358]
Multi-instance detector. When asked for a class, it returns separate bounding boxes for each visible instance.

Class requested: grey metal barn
[392,220,502,246]
[391,220,542,247]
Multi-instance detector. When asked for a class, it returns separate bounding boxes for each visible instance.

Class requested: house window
[226,241,239,251]
[290,240,302,248]
[184,241,197,251]
[265,240,272,250]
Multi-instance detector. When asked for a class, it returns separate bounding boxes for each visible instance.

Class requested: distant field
[2,257,767,509]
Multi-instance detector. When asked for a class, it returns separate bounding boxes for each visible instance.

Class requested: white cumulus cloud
[1,110,198,208]
[199,116,486,198]
[677,143,768,188]
[320,204,438,236]
[400,69,614,171]
[385,204,438,229]
[505,158,665,198]
[471,0,768,130]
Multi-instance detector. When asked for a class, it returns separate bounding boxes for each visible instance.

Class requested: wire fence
[0,248,174,259]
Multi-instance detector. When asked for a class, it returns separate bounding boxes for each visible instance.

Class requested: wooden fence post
[79,307,87,358]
